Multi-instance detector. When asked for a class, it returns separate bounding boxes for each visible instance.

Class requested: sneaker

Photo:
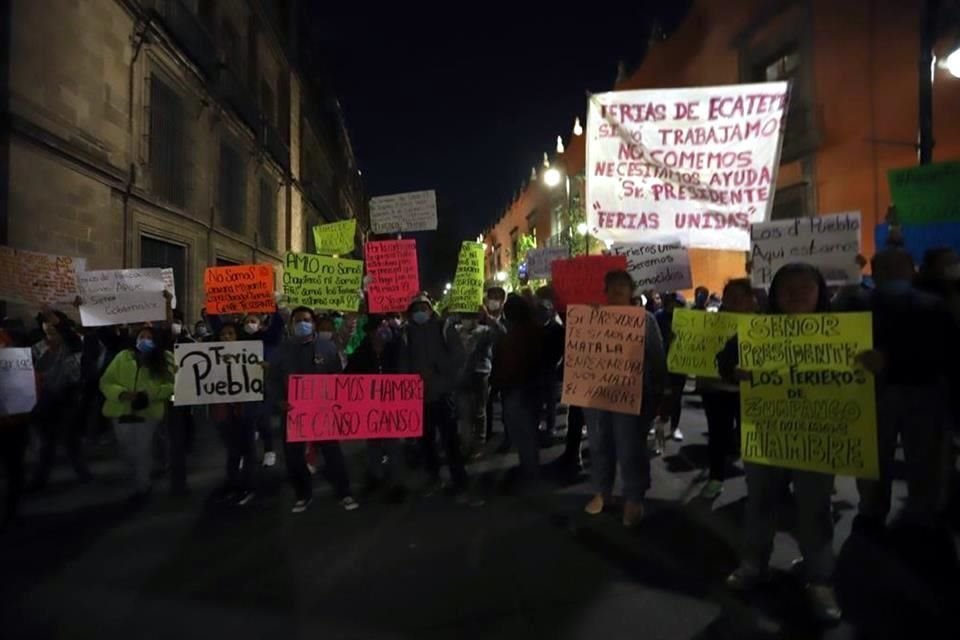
[725,564,766,591]
[672,428,684,442]
[623,500,645,528]
[340,496,360,512]
[699,480,724,500]
[584,494,605,515]
[234,491,255,506]
[262,452,277,468]
[291,498,312,514]
[807,584,842,623]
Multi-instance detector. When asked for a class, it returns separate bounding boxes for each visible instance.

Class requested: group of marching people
[2,240,958,626]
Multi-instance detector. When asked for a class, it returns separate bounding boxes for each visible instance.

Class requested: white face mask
[485,299,502,312]
[171,322,183,336]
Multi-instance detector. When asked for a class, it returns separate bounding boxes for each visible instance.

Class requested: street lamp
[444,282,452,291]
[946,46,960,78]
[495,271,508,283]
[543,168,562,187]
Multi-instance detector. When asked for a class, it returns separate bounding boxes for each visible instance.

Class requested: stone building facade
[0,0,366,321]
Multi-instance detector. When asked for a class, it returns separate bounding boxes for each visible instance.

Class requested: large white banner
[610,238,693,292]
[0,348,37,416]
[77,268,167,326]
[750,211,862,287]
[174,341,264,406]
[525,247,569,279]
[586,81,790,251]
[370,190,438,234]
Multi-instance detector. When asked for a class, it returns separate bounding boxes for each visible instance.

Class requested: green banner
[282,252,363,312]
[312,219,357,256]
[448,242,485,313]
[887,161,960,224]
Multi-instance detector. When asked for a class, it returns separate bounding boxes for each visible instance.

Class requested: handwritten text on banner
[0,348,37,416]
[738,312,878,478]
[525,247,569,280]
[551,254,627,311]
[887,161,960,224]
[610,239,693,292]
[369,190,438,234]
[174,341,264,406]
[667,309,742,377]
[204,264,276,315]
[750,212,861,287]
[0,247,86,307]
[283,253,363,312]
[366,240,420,313]
[586,82,790,251]
[561,305,646,415]
[312,219,357,256]
[448,242,485,312]
[287,374,424,442]
[77,269,167,326]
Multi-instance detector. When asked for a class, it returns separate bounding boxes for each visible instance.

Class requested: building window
[220,19,240,68]
[219,139,246,233]
[198,0,216,35]
[510,228,519,262]
[141,236,186,311]
[763,51,800,82]
[149,75,187,208]
[750,44,815,161]
[770,183,810,220]
[260,79,275,127]
[258,176,277,250]
[216,257,240,267]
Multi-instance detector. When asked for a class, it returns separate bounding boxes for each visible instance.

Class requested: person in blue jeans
[582,270,666,527]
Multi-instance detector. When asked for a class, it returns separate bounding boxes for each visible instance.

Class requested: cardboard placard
[0,348,37,416]
[550,254,627,310]
[875,222,960,265]
[666,309,743,377]
[287,374,424,441]
[887,161,960,224]
[738,312,879,478]
[76,268,167,326]
[587,82,790,250]
[561,305,646,415]
[365,240,420,313]
[525,247,569,280]
[282,253,363,312]
[369,190,438,234]
[313,219,357,256]
[173,341,264,406]
[610,239,693,292]
[0,247,85,307]
[750,212,862,287]
[161,268,177,310]
[204,264,276,315]
[448,241,485,312]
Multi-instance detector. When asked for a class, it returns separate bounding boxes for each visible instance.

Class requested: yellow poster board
[312,219,357,256]
[448,242,485,313]
[738,312,878,479]
[282,252,363,312]
[667,309,743,378]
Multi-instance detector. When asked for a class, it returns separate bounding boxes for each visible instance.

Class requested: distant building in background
[484,0,960,294]
[0,0,366,320]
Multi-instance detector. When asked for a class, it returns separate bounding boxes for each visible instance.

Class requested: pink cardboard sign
[366,240,420,313]
[286,374,424,442]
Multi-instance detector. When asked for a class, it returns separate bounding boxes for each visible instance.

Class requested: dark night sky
[308,3,691,287]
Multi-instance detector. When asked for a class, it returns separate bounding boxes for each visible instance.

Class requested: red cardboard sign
[286,374,424,442]
[551,255,627,310]
[366,240,420,313]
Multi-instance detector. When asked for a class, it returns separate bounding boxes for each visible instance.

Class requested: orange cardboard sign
[560,304,646,415]
[204,264,276,315]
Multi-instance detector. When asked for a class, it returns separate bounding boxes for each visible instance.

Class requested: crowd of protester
[1,240,958,628]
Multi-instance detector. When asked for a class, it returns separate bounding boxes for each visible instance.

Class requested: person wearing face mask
[480,287,507,449]
[398,294,476,502]
[237,309,284,468]
[99,326,175,504]
[836,248,958,531]
[27,308,86,491]
[455,311,502,458]
[268,307,358,514]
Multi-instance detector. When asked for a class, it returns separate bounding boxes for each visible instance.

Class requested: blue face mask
[879,279,912,295]
[412,311,431,325]
[293,321,315,338]
[136,338,155,354]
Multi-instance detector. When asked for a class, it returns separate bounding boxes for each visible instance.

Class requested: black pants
[1,420,30,523]
[219,418,256,493]
[422,396,467,490]
[256,412,275,454]
[563,405,585,463]
[284,440,350,502]
[167,405,190,494]
[538,370,559,433]
[31,395,88,486]
[665,374,687,432]
[701,391,740,481]
[485,386,500,442]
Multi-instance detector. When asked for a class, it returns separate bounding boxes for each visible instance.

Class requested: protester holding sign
[574,271,666,528]
[99,325,175,505]
[720,263,843,623]
[0,329,35,528]
[267,306,358,514]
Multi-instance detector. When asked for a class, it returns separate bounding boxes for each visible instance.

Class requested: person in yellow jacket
[99,326,175,503]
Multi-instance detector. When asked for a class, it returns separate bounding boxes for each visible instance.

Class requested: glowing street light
[495,271,508,283]
[444,282,452,291]
[543,167,562,187]
[573,117,583,136]
[576,222,589,235]
[946,46,960,79]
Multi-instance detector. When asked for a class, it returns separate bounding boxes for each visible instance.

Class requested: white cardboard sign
[0,348,37,416]
[173,341,264,406]
[749,211,862,287]
[586,81,790,251]
[369,190,438,234]
[77,268,167,326]
[161,267,177,309]
[525,247,569,279]
[610,239,693,292]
